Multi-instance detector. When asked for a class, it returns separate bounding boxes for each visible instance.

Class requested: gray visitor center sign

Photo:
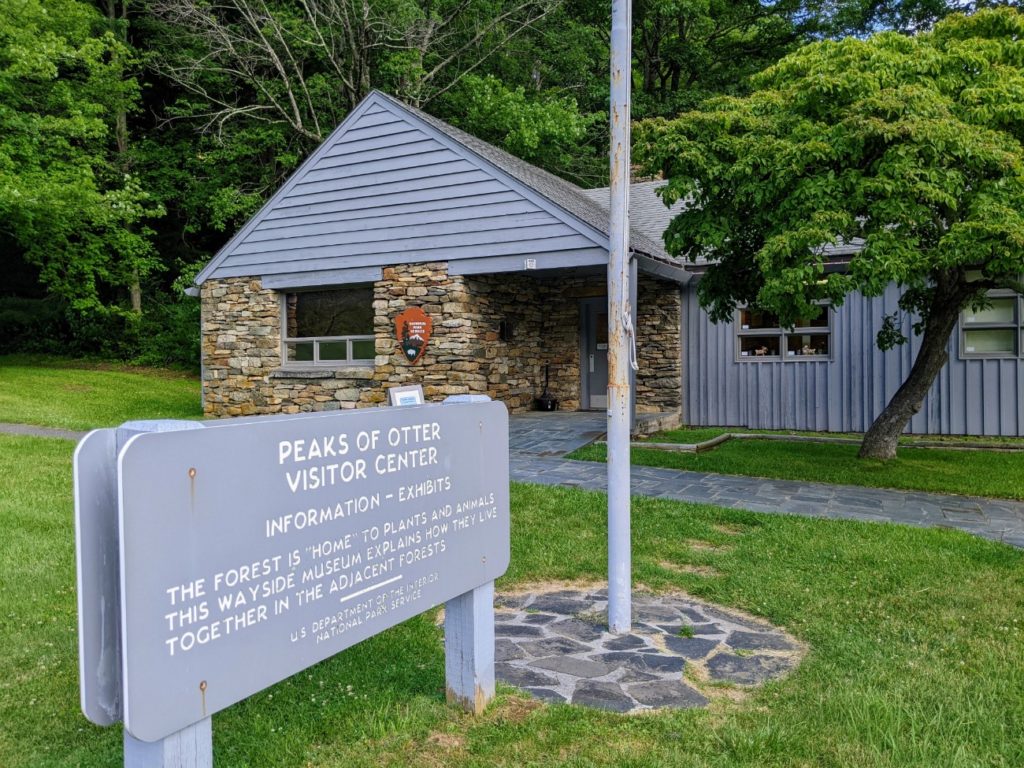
[75,400,509,754]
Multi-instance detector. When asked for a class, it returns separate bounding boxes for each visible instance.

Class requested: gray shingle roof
[375,92,675,265]
[579,180,686,251]
[582,179,865,265]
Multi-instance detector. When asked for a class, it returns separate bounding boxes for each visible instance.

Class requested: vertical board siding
[684,283,1024,436]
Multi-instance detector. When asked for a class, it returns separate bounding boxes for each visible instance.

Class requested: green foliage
[0,0,163,317]
[0,297,67,355]
[632,0,816,116]
[439,75,599,182]
[132,298,201,371]
[638,9,1024,334]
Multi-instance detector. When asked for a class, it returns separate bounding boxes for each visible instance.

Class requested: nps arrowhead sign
[75,400,509,755]
[395,306,432,364]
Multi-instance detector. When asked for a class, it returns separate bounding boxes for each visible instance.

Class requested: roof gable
[194,92,626,287]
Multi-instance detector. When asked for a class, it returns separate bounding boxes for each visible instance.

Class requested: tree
[637,8,1024,459]
[0,0,162,318]
[438,74,598,182]
[146,0,562,142]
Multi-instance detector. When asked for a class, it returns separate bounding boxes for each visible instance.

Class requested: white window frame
[735,304,832,362]
[959,290,1022,360]
[281,288,376,368]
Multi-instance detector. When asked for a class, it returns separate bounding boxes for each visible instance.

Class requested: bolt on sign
[74,401,509,753]
[395,306,432,364]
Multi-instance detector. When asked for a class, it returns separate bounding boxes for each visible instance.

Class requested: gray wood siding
[199,98,605,285]
[684,282,1024,436]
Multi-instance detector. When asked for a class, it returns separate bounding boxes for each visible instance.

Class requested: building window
[961,292,1021,358]
[282,286,375,366]
[737,305,831,361]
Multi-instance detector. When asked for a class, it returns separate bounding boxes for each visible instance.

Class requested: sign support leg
[444,581,496,714]
[124,718,212,768]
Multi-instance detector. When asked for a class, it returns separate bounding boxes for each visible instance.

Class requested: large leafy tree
[638,8,1024,459]
[0,0,162,317]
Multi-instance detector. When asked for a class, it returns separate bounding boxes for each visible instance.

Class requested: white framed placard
[388,384,424,407]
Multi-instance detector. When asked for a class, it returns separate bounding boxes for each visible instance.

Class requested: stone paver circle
[493,586,803,713]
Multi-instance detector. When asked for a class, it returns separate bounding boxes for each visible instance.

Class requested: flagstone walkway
[509,414,1024,548]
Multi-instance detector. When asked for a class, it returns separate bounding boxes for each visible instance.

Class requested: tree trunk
[858,296,964,460]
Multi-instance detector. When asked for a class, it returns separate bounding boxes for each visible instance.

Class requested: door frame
[579,296,607,410]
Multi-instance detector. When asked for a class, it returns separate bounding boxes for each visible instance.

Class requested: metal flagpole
[607,0,633,634]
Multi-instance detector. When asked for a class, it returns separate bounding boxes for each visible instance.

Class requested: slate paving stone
[496,663,560,688]
[678,607,708,622]
[494,623,545,637]
[700,606,773,631]
[531,655,614,679]
[595,651,686,674]
[550,618,605,642]
[663,636,719,659]
[524,687,568,703]
[495,639,525,662]
[727,631,797,651]
[571,681,635,713]
[529,595,591,614]
[524,613,558,625]
[616,668,659,683]
[634,606,684,622]
[706,653,795,685]
[604,634,648,651]
[627,680,710,709]
[519,636,593,658]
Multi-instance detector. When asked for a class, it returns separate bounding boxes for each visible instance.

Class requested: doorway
[581,297,608,409]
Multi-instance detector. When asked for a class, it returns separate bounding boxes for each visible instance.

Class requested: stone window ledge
[270,366,375,380]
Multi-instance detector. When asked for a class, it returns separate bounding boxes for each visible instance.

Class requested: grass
[0,356,201,430]
[646,426,1024,448]
[3,434,1024,766]
[570,440,1024,499]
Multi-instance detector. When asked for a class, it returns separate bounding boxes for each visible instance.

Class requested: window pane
[352,339,375,360]
[793,305,829,328]
[290,286,373,337]
[318,341,348,361]
[739,308,779,330]
[786,333,829,357]
[739,335,780,358]
[287,341,314,362]
[596,312,608,345]
[964,329,1016,354]
[963,298,1015,325]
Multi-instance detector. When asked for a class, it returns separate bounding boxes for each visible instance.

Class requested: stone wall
[635,274,683,414]
[201,278,379,416]
[466,272,606,411]
[200,264,682,418]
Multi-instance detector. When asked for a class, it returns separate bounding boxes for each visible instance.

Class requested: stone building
[193,90,1024,437]
[192,91,688,426]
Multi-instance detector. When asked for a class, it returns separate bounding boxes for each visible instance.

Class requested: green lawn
[2,433,1023,767]
[570,439,1024,499]
[647,426,1024,448]
[0,356,201,430]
